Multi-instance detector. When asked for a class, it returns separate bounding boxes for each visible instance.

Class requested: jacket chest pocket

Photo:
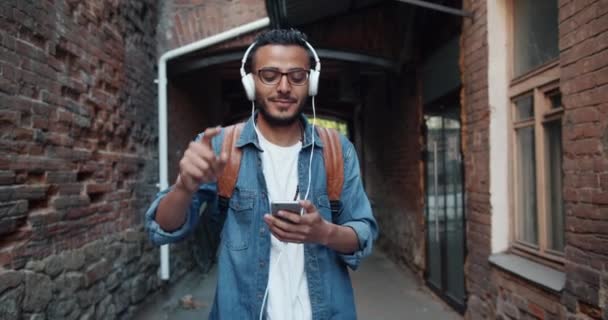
[316,194,333,222]
[223,196,254,250]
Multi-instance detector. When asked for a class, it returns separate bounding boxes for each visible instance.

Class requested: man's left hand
[263,200,333,245]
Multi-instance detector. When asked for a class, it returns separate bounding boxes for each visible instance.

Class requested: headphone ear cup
[241,73,255,101]
[308,69,319,96]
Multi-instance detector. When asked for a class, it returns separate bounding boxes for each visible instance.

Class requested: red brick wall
[461,0,494,318]
[167,73,226,183]
[492,269,566,319]
[0,0,158,268]
[560,0,608,319]
[361,72,426,273]
[159,0,267,52]
[0,1,171,318]
[461,0,608,319]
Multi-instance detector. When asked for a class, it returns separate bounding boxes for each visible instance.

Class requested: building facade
[0,0,606,319]
[0,1,168,319]
[464,0,608,319]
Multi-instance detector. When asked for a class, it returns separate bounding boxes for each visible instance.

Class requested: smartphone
[270,200,303,217]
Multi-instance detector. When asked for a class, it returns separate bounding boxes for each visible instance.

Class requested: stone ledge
[489,253,565,293]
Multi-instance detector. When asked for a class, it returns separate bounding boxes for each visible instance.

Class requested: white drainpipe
[157,17,270,280]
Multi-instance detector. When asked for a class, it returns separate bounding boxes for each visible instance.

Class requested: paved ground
[350,250,461,320]
[134,250,462,320]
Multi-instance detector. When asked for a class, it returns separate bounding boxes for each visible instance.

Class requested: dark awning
[266,0,385,27]
[266,0,471,27]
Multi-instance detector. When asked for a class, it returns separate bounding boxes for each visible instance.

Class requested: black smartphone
[270,200,303,217]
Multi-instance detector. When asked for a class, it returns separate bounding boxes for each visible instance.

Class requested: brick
[600,173,608,189]
[563,72,596,94]
[579,301,602,319]
[52,195,89,210]
[0,171,15,185]
[0,155,71,172]
[566,216,608,234]
[46,171,77,184]
[86,183,113,194]
[44,132,75,147]
[0,270,23,295]
[563,86,604,108]
[22,271,52,312]
[594,157,608,172]
[0,110,19,125]
[0,200,28,219]
[561,35,604,67]
[12,127,34,141]
[591,12,608,38]
[56,109,73,123]
[568,233,608,256]
[57,182,83,195]
[570,204,603,220]
[85,258,110,286]
[567,124,603,140]
[527,302,546,320]
[595,66,608,87]
[564,139,602,156]
[566,263,601,288]
[63,206,96,220]
[47,146,92,161]
[0,216,26,236]
[0,185,48,202]
[591,191,608,204]
[572,173,600,188]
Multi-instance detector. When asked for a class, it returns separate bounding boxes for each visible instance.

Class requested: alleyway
[134,250,462,320]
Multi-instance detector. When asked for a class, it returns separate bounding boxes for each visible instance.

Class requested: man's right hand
[175,126,228,194]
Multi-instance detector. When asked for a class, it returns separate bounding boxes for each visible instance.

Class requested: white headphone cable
[251,67,317,319]
[302,96,315,203]
[288,95,316,317]
[256,97,317,320]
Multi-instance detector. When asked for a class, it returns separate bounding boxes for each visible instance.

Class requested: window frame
[506,0,564,269]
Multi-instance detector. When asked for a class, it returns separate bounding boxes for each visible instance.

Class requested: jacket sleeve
[335,137,379,270]
[144,131,223,246]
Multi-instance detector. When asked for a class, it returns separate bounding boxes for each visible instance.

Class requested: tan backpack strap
[316,126,344,201]
[217,123,245,199]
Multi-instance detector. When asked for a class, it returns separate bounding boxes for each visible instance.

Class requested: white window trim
[488,0,511,254]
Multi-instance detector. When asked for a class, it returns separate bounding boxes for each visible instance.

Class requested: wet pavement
[134,249,462,320]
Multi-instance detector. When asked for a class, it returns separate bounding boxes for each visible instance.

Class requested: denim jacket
[145,114,378,319]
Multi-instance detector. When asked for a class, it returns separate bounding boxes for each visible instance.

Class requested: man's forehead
[252,44,310,67]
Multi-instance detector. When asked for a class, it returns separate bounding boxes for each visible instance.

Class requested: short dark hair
[248,29,315,70]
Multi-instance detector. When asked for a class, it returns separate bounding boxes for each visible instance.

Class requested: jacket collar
[235,112,324,150]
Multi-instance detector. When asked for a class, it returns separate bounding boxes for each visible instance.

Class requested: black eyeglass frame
[255,68,310,86]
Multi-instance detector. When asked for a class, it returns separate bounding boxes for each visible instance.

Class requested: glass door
[425,108,466,312]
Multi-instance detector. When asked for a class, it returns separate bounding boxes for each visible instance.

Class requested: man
[145,29,378,319]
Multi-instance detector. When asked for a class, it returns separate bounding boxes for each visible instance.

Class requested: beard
[257,97,307,127]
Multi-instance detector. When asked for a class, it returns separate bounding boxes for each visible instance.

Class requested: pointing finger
[200,126,222,148]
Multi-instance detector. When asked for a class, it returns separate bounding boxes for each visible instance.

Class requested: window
[513,0,559,77]
[509,0,564,262]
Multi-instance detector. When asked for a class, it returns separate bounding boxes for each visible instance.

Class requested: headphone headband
[240,39,321,100]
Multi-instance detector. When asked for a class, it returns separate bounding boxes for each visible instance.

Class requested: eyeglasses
[256,68,310,86]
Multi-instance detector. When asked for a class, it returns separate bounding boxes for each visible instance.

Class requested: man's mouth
[270,98,297,108]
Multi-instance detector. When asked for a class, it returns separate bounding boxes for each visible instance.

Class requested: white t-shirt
[257,131,312,320]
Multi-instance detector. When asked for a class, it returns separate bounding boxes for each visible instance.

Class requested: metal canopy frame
[169,49,397,77]
[395,0,473,17]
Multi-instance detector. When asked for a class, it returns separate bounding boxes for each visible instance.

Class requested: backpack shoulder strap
[217,122,245,199]
[316,126,344,202]
[217,124,344,215]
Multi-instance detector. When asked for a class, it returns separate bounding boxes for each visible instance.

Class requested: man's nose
[276,74,291,93]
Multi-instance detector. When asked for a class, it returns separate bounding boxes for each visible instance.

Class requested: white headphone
[239,40,321,100]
